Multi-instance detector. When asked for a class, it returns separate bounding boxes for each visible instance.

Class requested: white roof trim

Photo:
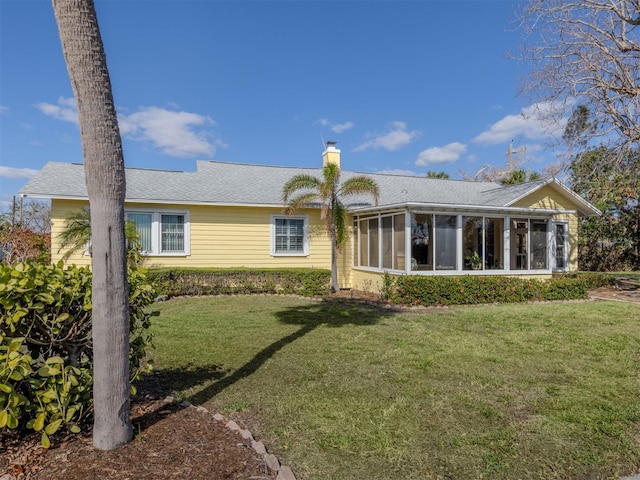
[21,193,287,209]
[350,201,575,216]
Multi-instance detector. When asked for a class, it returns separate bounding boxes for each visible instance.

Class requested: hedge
[387,272,614,306]
[146,267,331,298]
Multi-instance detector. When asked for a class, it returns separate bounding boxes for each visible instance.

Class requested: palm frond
[285,192,320,214]
[339,176,380,205]
[282,174,323,203]
[321,163,341,195]
[58,210,91,259]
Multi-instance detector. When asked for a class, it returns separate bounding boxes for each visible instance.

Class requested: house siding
[49,182,586,287]
[51,199,91,267]
[510,185,579,271]
[51,199,333,271]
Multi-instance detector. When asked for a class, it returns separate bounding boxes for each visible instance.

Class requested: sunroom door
[551,221,569,271]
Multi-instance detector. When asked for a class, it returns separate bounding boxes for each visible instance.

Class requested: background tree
[0,199,51,234]
[570,146,639,270]
[0,200,51,264]
[460,142,550,183]
[518,0,640,164]
[52,0,132,449]
[426,171,450,179]
[562,104,596,153]
[561,104,639,271]
[500,169,541,186]
[283,163,379,293]
[461,164,544,184]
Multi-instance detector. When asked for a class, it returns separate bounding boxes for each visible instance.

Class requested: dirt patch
[1,393,277,480]
[589,286,640,303]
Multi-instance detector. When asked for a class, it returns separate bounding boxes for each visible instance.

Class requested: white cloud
[331,121,354,134]
[0,105,9,115]
[317,118,354,134]
[34,97,78,124]
[36,98,223,158]
[118,107,221,157]
[0,166,39,179]
[416,142,467,166]
[473,102,567,145]
[354,121,420,152]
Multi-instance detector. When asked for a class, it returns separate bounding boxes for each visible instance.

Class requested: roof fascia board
[22,193,288,209]
[20,194,81,201]
[351,201,575,216]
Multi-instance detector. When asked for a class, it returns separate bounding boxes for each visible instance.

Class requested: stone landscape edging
[162,396,297,480]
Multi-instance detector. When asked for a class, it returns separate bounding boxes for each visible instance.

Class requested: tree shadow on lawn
[150,298,400,407]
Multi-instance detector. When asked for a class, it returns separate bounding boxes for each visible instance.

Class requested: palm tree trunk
[330,210,339,293]
[52,0,132,450]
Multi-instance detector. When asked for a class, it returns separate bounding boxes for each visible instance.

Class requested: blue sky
[0,0,567,208]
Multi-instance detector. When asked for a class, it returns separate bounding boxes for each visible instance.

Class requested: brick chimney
[322,141,340,168]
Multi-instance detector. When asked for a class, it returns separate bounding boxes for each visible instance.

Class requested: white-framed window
[126,209,190,256]
[271,214,309,256]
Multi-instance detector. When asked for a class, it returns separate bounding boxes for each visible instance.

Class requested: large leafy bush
[0,262,157,446]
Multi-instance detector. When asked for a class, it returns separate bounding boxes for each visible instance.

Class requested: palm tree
[501,169,542,185]
[59,210,143,265]
[426,171,450,179]
[53,0,131,449]
[283,163,379,293]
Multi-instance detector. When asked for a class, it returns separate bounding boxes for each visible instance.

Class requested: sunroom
[352,206,571,276]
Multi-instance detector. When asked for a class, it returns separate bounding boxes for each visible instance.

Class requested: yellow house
[20,143,600,291]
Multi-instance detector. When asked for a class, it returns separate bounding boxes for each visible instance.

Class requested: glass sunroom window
[382,216,393,269]
[530,220,548,269]
[393,214,406,270]
[511,219,528,270]
[411,213,432,270]
[354,211,552,274]
[484,218,503,269]
[353,220,359,266]
[369,218,379,268]
[359,219,369,267]
[462,216,483,270]
[435,215,457,270]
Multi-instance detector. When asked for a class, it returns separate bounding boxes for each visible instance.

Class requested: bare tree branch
[518,0,640,156]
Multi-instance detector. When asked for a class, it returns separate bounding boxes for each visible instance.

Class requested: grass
[149,296,640,480]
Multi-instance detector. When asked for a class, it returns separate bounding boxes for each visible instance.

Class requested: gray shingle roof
[19,160,598,215]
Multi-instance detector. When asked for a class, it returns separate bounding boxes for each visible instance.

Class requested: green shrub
[554,272,616,289]
[380,271,395,301]
[0,261,157,446]
[146,267,331,297]
[390,274,594,306]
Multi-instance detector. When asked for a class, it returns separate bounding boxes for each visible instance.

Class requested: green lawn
[149,296,640,480]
